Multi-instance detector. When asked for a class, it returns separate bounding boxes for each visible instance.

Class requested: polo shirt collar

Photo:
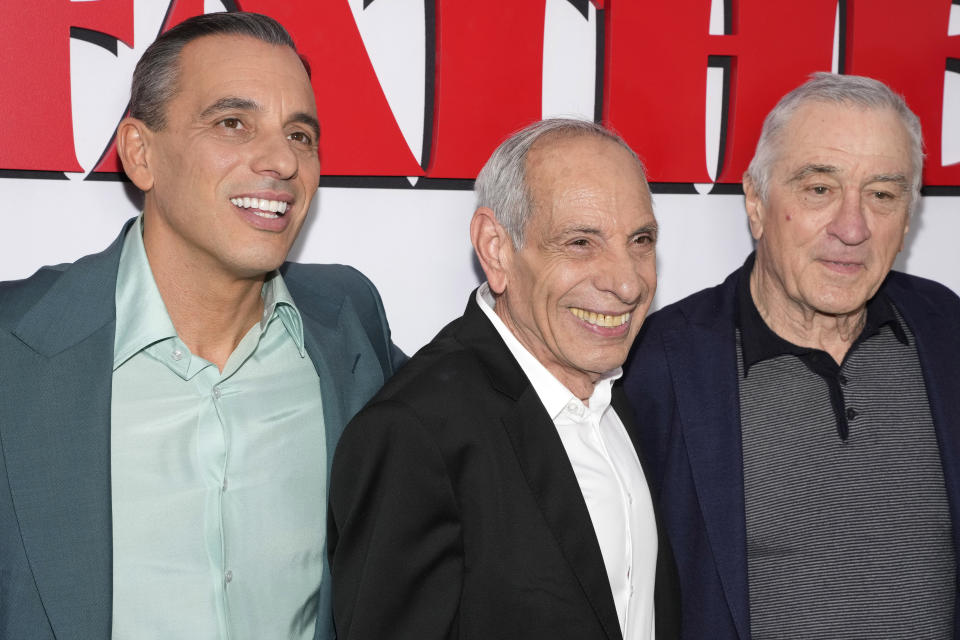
[736,252,908,377]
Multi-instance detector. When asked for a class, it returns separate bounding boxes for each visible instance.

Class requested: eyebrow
[199,96,261,120]
[199,96,320,139]
[289,112,321,140]
[787,164,839,183]
[557,222,659,238]
[632,223,659,236]
[867,173,910,190]
[787,164,910,191]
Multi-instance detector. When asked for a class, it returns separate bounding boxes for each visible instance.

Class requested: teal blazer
[0,221,404,639]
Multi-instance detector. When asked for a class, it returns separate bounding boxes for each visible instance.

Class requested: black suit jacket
[329,293,678,640]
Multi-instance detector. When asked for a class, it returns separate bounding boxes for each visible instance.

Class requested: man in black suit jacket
[329,118,677,640]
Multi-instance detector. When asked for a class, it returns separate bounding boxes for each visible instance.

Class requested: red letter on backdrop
[602,0,834,184]
[0,0,132,173]
[91,0,204,174]
[236,0,422,177]
[845,0,960,187]
[93,0,423,177]
[424,1,549,179]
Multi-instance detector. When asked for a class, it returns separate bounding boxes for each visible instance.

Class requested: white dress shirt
[477,284,658,640]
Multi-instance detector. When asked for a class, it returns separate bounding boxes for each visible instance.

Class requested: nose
[251,129,299,180]
[596,246,650,305]
[826,190,871,245]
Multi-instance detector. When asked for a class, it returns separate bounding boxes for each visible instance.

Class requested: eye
[569,238,590,247]
[288,130,314,145]
[217,117,244,130]
[810,185,829,195]
[633,233,654,245]
[873,190,894,200]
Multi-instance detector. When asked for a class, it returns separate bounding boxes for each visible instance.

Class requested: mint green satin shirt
[110,218,326,639]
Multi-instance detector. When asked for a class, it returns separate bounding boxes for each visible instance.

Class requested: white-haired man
[625,73,958,639]
[330,118,679,640]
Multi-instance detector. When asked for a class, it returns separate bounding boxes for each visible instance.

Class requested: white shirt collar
[475,283,621,420]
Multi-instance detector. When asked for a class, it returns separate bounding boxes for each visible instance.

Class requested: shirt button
[838,374,848,385]
[846,407,857,420]
[224,570,233,584]
[171,349,183,361]
[213,386,222,399]
[221,478,228,492]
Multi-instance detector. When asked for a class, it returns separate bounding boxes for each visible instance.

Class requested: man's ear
[470,207,513,295]
[743,174,765,241]
[116,117,155,192]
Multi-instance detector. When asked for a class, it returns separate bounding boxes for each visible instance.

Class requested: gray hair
[745,72,924,209]
[474,118,647,248]
[130,12,301,131]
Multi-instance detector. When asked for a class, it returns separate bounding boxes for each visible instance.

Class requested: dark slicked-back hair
[129,12,302,131]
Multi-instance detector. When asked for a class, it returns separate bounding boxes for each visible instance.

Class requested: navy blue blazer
[623,260,960,640]
[0,221,404,640]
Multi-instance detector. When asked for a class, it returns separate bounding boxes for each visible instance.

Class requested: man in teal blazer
[0,12,401,640]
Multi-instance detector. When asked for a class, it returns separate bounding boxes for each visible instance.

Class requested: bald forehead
[525,133,647,202]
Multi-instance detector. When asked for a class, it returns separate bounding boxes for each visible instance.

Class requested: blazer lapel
[500,389,624,640]
[458,296,622,640]
[2,230,127,639]
[661,318,750,640]
[292,276,387,640]
[294,288,385,477]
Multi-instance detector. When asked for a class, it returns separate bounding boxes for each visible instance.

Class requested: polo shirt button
[846,407,857,420]
[224,570,233,584]
[838,374,848,385]
[171,349,183,361]
[213,387,222,399]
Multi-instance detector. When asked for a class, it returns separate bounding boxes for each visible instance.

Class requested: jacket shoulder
[641,268,740,339]
[281,261,402,375]
[0,264,70,328]
[281,262,390,324]
[371,319,481,407]
[884,270,960,311]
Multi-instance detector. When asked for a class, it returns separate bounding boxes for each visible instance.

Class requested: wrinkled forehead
[775,102,913,173]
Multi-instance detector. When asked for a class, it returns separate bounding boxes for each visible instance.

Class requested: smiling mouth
[230,197,289,219]
[570,307,631,327]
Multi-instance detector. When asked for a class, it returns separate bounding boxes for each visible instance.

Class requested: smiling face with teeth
[745,102,913,329]
[124,33,321,282]
[486,134,657,401]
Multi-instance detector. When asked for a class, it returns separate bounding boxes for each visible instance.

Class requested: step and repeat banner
[2,0,958,352]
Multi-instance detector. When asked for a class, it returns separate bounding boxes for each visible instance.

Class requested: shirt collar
[261,271,306,358]
[736,252,907,376]
[476,283,620,419]
[113,215,306,371]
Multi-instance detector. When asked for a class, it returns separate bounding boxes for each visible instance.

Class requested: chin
[229,256,288,278]
[810,296,870,317]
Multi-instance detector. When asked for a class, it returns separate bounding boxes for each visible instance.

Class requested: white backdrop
[2,0,958,354]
